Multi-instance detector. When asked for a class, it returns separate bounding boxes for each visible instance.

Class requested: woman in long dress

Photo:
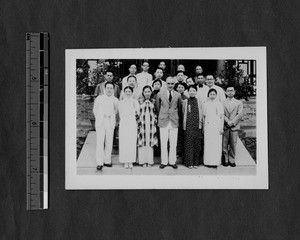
[118,86,140,169]
[182,84,204,169]
[137,86,158,167]
[203,88,224,168]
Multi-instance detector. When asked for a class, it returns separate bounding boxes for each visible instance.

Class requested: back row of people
[94,64,226,104]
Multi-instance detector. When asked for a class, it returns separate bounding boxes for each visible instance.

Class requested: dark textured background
[1,0,300,239]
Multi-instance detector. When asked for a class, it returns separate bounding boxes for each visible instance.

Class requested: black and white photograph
[65,47,268,189]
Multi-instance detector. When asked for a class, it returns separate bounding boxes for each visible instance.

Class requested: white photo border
[66,47,268,190]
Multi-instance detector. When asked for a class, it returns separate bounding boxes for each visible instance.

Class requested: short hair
[176,70,185,75]
[127,75,137,82]
[155,67,164,72]
[105,69,114,75]
[226,84,235,90]
[188,84,197,91]
[174,82,187,91]
[207,88,217,97]
[206,74,214,79]
[186,77,195,83]
[129,64,137,68]
[152,79,162,87]
[142,85,152,98]
[105,81,114,88]
[124,86,134,93]
[142,61,149,65]
[166,76,174,82]
[143,85,152,92]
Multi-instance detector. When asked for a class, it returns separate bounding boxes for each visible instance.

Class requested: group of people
[92,61,244,171]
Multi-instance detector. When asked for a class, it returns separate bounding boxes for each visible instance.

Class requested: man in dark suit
[158,61,170,82]
[156,76,182,169]
[222,85,244,167]
[94,70,120,99]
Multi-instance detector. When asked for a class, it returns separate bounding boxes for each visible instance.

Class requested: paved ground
[77,131,256,175]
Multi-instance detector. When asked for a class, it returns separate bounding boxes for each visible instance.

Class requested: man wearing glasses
[136,61,153,93]
[156,76,182,169]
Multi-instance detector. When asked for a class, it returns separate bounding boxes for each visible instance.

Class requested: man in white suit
[93,82,119,171]
[222,85,243,167]
[156,76,182,169]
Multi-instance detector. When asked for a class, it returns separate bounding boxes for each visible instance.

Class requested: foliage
[76,59,94,95]
[76,59,123,96]
[217,61,254,101]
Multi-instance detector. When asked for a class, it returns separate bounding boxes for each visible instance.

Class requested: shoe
[104,163,112,167]
[148,164,153,168]
[205,165,217,169]
[124,164,129,169]
[129,163,133,169]
[142,164,147,168]
[160,164,166,169]
[188,166,193,169]
[193,166,198,169]
[171,164,178,169]
[229,162,236,167]
[96,165,103,171]
[223,161,229,167]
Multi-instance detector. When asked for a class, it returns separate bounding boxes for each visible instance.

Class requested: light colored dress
[203,99,224,165]
[118,97,139,163]
[138,104,153,164]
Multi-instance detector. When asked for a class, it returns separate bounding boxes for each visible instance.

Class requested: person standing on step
[222,85,243,167]
[118,86,140,169]
[136,61,153,94]
[196,74,209,103]
[203,88,224,168]
[182,84,204,168]
[174,81,187,161]
[151,79,162,103]
[121,64,137,90]
[158,61,170,82]
[119,75,142,102]
[150,79,162,157]
[94,70,120,99]
[137,86,158,167]
[205,75,226,103]
[93,82,119,171]
[156,76,182,169]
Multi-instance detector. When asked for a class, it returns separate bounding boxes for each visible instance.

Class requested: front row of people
[93,76,243,171]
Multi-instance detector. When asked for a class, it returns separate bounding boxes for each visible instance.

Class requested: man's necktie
[169,91,172,102]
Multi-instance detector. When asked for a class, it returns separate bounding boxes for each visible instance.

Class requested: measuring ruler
[26,32,49,210]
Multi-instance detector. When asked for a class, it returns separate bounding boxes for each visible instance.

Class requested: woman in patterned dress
[137,86,158,167]
[182,84,204,168]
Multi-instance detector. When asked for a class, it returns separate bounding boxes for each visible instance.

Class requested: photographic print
[65,47,267,189]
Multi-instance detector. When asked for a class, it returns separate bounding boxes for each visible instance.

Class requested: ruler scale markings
[26,32,49,210]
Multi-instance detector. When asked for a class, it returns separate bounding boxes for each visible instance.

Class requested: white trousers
[95,117,114,166]
[160,122,178,165]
